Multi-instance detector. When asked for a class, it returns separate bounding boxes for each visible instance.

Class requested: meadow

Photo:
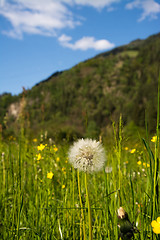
[1,33,160,240]
[0,114,160,240]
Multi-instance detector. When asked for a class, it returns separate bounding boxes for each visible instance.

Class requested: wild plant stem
[77,170,86,240]
[72,168,75,240]
[153,79,160,219]
[118,114,122,206]
[85,172,93,240]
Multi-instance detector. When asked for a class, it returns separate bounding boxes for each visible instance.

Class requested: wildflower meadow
[0,89,160,239]
[0,118,160,240]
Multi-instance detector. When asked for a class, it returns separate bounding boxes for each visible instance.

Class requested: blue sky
[0,0,160,95]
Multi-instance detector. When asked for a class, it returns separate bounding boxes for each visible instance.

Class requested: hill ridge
[0,32,160,139]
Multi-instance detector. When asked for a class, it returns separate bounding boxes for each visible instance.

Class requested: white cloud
[59,34,72,42]
[126,0,160,21]
[0,0,79,39]
[0,0,159,39]
[73,0,120,9]
[58,34,115,50]
[0,0,121,39]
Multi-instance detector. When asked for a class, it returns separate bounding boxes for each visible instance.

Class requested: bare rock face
[8,97,26,120]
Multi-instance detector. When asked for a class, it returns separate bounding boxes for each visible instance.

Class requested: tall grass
[0,94,160,239]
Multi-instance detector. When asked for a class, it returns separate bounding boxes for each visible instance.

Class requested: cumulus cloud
[0,0,79,39]
[0,0,159,40]
[0,0,121,39]
[58,34,115,51]
[126,0,160,21]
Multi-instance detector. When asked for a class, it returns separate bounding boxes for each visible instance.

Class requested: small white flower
[68,138,106,173]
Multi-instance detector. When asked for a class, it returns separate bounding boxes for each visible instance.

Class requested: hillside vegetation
[0,32,160,140]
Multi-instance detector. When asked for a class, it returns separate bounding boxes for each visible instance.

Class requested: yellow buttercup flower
[53,145,58,152]
[151,217,160,234]
[130,148,136,154]
[137,161,141,165]
[124,147,128,151]
[36,153,42,161]
[142,162,150,167]
[151,136,157,143]
[37,144,45,151]
[47,172,54,179]
[33,138,38,142]
[62,184,65,189]
[56,157,60,162]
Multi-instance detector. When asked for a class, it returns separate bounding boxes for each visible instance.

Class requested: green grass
[0,126,159,240]
[119,50,139,58]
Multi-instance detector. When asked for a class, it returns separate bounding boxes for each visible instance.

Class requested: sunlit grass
[0,125,159,240]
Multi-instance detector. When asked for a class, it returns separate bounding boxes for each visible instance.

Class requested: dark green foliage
[118,208,139,240]
[0,33,160,139]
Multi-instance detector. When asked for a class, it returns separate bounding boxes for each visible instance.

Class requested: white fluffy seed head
[68,138,106,173]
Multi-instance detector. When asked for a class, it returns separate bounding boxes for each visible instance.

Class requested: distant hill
[0,32,160,140]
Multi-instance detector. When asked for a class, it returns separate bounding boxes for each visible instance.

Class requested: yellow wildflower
[37,144,45,151]
[151,136,157,143]
[9,136,16,141]
[137,161,141,165]
[53,145,58,152]
[142,162,150,167]
[130,148,136,154]
[62,184,65,189]
[151,217,160,234]
[124,147,129,151]
[36,153,42,161]
[47,172,54,179]
[33,138,38,142]
[62,167,66,172]
[138,203,143,208]
[56,157,60,162]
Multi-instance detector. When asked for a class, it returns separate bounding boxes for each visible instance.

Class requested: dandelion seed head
[68,138,106,173]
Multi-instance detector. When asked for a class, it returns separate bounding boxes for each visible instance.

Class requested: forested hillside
[0,32,160,140]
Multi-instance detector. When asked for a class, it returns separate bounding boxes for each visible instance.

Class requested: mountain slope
[1,32,160,139]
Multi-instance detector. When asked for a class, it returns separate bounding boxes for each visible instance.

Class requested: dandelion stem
[72,168,75,240]
[77,170,86,240]
[85,172,93,240]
